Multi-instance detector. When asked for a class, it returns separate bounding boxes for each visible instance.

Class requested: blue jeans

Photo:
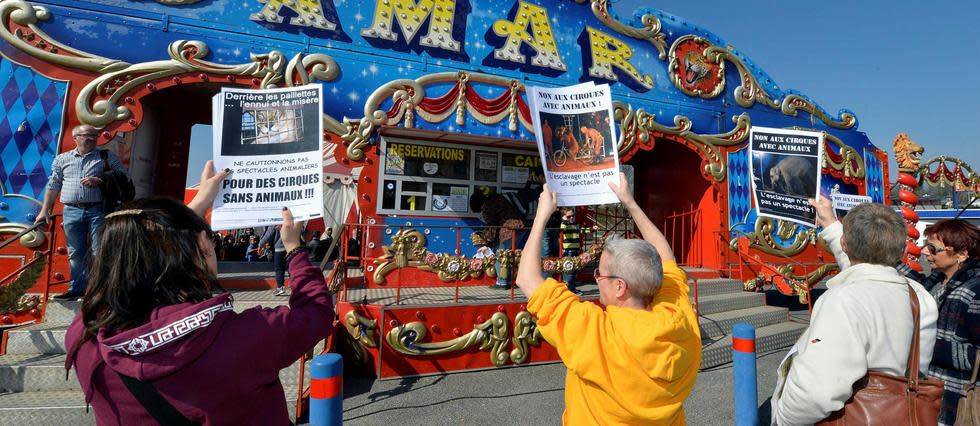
[62,204,105,293]
[540,229,558,279]
[561,248,580,291]
[273,249,287,289]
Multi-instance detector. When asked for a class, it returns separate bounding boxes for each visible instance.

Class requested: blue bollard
[309,353,343,426]
[733,323,758,426]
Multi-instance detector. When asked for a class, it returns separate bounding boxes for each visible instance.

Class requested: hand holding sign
[808,198,836,229]
[189,160,232,217]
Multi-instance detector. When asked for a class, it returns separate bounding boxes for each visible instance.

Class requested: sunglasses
[920,242,953,254]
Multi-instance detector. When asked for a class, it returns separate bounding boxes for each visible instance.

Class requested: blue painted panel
[0,57,66,201]
[864,149,884,203]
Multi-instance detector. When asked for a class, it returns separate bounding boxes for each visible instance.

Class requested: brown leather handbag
[817,285,944,426]
[954,353,980,426]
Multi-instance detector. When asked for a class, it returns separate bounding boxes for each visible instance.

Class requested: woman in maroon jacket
[64,161,335,425]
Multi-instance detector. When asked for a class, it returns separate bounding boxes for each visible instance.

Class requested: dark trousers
[274,250,287,289]
[561,248,579,290]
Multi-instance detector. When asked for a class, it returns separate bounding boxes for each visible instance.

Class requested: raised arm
[809,198,851,269]
[516,185,558,298]
[608,172,674,262]
[187,160,232,217]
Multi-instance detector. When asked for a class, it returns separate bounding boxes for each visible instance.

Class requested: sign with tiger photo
[210,85,324,230]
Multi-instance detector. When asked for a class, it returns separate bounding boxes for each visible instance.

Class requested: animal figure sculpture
[254,109,300,144]
[767,156,817,198]
[893,133,924,173]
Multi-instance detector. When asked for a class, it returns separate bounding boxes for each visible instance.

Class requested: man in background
[36,124,129,300]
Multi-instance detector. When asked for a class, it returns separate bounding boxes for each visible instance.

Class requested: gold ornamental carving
[372,229,497,284]
[343,309,378,348]
[583,0,668,60]
[509,310,543,364]
[701,45,781,111]
[785,126,865,180]
[822,132,866,180]
[893,133,924,173]
[919,156,980,192]
[75,41,341,130]
[656,21,857,129]
[0,1,345,134]
[372,228,602,284]
[668,36,726,99]
[614,101,750,182]
[341,71,530,162]
[385,311,510,367]
[0,194,46,248]
[0,1,129,74]
[542,241,604,275]
[731,217,817,257]
[742,263,837,300]
[0,223,46,248]
[780,95,856,130]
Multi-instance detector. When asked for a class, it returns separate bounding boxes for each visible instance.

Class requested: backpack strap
[116,371,199,426]
[99,150,109,173]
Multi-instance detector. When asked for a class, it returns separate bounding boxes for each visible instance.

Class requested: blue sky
[188,0,980,186]
[187,124,212,187]
[615,0,980,181]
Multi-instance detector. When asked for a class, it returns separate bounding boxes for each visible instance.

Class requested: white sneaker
[273,287,286,296]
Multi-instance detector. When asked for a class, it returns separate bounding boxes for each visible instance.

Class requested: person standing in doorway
[35,124,129,300]
[558,206,596,296]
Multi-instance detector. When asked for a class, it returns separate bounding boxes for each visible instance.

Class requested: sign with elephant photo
[748,126,824,227]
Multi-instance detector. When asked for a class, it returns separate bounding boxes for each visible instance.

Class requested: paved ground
[340,348,788,425]
[335,285,821,425]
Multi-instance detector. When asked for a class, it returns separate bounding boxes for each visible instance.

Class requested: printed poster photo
[218,87,321,156]
[748,126,824,227]
[539,110,615,172]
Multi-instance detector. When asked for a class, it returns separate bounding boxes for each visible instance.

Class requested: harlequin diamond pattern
[727,149,751,227]
[0,57,66,199]
[864,150,884,204]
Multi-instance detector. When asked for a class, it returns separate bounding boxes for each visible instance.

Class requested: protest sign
[210,85,324,230]
[528,82,619,206]
[748,126,823,227]
[831,193,873,218]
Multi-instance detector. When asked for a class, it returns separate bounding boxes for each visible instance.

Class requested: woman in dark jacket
[64,162,334,425]
[469,190,524,289]
[898,219,980,426]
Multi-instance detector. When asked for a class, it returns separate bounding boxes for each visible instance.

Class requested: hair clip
[105,209,143,219]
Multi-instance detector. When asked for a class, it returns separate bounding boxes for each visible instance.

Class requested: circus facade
[0,0,886,378]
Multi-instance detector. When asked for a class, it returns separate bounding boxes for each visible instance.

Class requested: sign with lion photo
[748,126,824,227]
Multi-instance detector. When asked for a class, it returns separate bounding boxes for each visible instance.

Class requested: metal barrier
[660,207,702,268]
[332,222,608,305]
[714,227,815,317]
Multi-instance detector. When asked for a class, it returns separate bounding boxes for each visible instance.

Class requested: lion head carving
[893,133,924,173]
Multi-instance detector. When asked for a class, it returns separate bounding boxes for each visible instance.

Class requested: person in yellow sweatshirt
[516,172,701,425]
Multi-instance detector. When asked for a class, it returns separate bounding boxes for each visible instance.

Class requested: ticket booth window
[377,137,540,217]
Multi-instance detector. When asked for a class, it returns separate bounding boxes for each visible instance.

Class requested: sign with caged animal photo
[748,126,824,227]
[209,85,325,230]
